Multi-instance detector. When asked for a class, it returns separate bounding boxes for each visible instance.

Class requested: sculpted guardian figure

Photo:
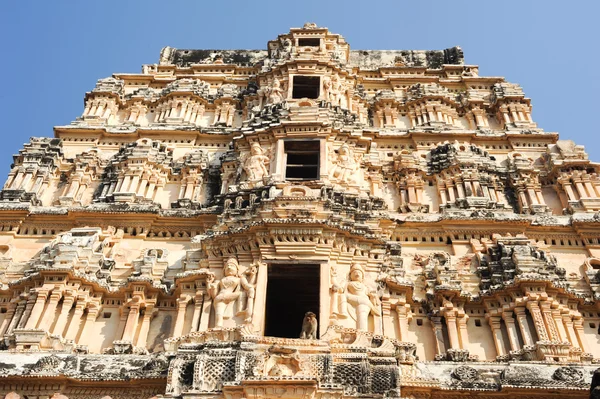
[331,263,381,331]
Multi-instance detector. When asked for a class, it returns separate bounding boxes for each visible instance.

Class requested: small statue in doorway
[300,311,318,339]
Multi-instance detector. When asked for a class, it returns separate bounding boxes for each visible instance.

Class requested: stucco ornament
[331,263,381,331]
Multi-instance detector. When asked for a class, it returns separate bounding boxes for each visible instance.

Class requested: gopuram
[0,23,599,399]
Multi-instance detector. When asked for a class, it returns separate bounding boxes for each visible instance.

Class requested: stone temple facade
[0,23,599,399]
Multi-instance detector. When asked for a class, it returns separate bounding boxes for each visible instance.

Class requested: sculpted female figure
[207,258,242,327]
[331,263,381,331]
[243,142,270,182]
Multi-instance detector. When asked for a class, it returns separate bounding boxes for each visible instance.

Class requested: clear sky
[1,1,598,180]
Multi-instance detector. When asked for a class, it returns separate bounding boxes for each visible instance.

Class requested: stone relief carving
[331,263,381,331]
[241,142,270,187]
[329,144,362,187]
[207,258,256,327]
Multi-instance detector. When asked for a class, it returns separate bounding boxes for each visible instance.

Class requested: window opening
[285,141,320,180]
[292,76,320,99]
[298,38,321,47]
[265,264,320,338]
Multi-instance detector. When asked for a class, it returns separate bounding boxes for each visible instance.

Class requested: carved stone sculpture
[242,143,270,183]
[207,258,242,327]
[331,263,381,331]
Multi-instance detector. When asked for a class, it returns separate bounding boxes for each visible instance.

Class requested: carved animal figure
[300,311,318,339]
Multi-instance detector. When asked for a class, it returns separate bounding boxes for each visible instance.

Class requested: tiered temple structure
[0,24,599,399]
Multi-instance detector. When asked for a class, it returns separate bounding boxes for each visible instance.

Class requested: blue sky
[1,1,598,179]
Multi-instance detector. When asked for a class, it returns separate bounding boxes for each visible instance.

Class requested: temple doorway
[264,264,320,338]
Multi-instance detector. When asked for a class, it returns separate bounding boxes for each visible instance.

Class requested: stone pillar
[551,309,568,342]
[514,307,535,346]
[539,300,560,341]
[563,316,580,348]
[198,293,212,332]
[0,304,16,335]
[396,305,410,341]
[502,311,520,351]
[24,290,49,329]
[65,300,87,340]
[122,304,141,342]
[17,296,37,329]
[137,179,148,197]
[445,313,460,349]
[430,316,446,357]
[563,182,577,201]
[135,306,153,348]
[173,295,190,338]
[38,290,63,331]
[488,316,506,357]
[52,293,76,337]
[526,301,549,341]
[79,306,100,343]
[457,315,468,349]
[4,302,24,335]
[190,294,204,333]
[573,318,590,353]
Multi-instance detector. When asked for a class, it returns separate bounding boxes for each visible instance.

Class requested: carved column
[79,306,100,344]
[445,313,460,349]
[64,300,87,340]
[190,292,204,333]
[502,311,520,351]
[52,292,75,337]
[4,301,25,335]
[514,307,535,346]
[539,300,560,341]
[430,316,446,357]
[488,316,506,357]
[0,303,16,336]
[38,290,63,331]
[562,315,580,348]
[526,301,549,341]
[198,292,212,332]
[122,304,141,342]
[551,309,568,342]
[396,304,410,341]
[24,289,49,329]
[573,318,590,354]
[135,306,154,348]
[173,295,191,338]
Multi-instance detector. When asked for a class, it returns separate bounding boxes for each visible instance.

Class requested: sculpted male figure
[331,263,381,331]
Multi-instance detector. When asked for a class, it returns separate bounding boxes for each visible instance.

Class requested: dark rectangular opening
[292,76,320,99]
[298,38,321,47]
[285,141,320,180]
[265,264,320,338]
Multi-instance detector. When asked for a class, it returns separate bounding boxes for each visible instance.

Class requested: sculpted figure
[243,143,270,182]
[268,79,284,104]
[239,264,258,323]
[331,263,381,331]
[329,75,342,105]
[329,144,359,185]
[207,258,242,327]
[300,311,318,339]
